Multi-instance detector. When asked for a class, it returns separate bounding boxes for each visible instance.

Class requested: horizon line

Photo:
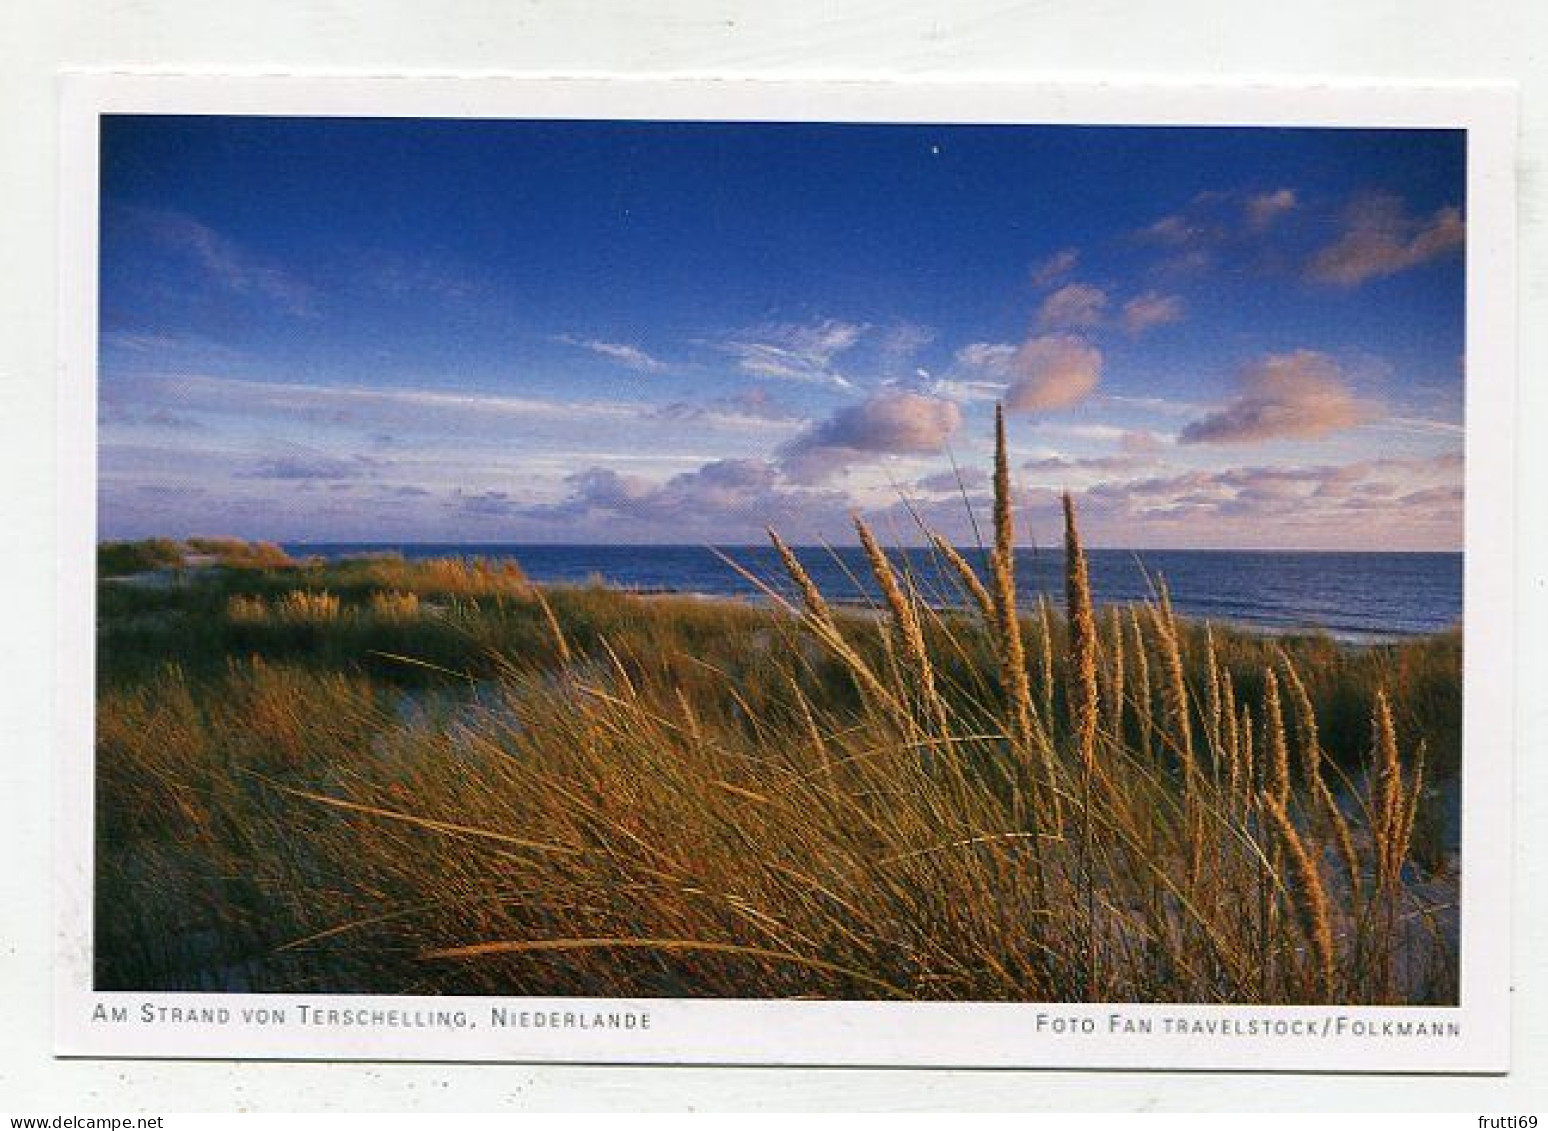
[101,537,1462,556]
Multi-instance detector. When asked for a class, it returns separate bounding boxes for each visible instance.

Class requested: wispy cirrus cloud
[359,249,483,302]
[718,318,868,389]
[110,205,315,317]
[555,334,670,373]
[1306,192,1465,287]
[951,342,1018,380]
[116,373,796,441]
[1180,350,1375,445]
[876,322,937,372]
[126,373,642,428]
[653,387,807,427]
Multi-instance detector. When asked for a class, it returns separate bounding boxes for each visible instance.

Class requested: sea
[288,543,1463,644]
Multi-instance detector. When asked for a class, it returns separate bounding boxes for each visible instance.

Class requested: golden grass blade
[929,533,995,626]
[1263,668,1291,808]
[988,404,1043,775]
[1063,492,1100,773]
[268,783,582,857]
[420,936,914,1000]
[1262,793,1336,1000]
[855,515,949,736]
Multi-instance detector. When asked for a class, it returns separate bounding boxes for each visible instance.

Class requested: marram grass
[94,418,1457,1004]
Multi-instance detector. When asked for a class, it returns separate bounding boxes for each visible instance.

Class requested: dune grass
[94,428,1460,1003]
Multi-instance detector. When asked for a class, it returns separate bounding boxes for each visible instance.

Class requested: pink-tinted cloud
[1121,292,1185,335]
[869,449,1462,551]
[1022,453,1149,476]
[914,466,990,494]
[1030,248,1080,288]
[1180,350,1373,444]
[1138,214,1196,247]
[1005,335,1103,414]
[1245,188,1298,229]
[1307,193,1465,287]
[1066,453,1463,549]
[491,458,847,535]
[1036,282,1108,331]
[780,389,962,482]
[1119,429,1166,456]
[1131,188,1303,278]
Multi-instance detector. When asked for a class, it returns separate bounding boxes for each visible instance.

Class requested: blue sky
[99,116,1466,548]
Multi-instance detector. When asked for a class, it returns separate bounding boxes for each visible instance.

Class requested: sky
[98,116,1466,549]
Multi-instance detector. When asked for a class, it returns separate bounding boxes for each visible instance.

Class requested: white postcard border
[54,74,1518,1070]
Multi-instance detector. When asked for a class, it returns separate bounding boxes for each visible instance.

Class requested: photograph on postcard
[57,79,1515,1068]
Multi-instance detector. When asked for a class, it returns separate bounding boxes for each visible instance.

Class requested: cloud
[914,467,990,494]
[1119,429,1166,456]
[934,344,1016,404]
[120,374,807,444]
[877,322,937,371]
[1023,453,1149,477]
[780,390,962,482]
[99,400,204,431]
[458,489,518,517]
[1021,429,1166,481]
[654,387,805,426]
[1132,188,1303,276]
[951,334,1103,415]
[1085,454,1460,520]
[719,319,868,389]
[1138,214,1197,247]
[953,342,1018,378]
[134,374,647,431]
[1245,188,1298,229]
[1307,192,1465,287]
[1030,248,1080,288]
[511,458,847,535]
[1121,292,1185,335]
[237,453,384,482]
[1036,283,1108,331]
[1179,350,1374,445]
[1004,335,1103,414]
[556,336,669,373]
[361,250,481,302]
[112,205,314,317]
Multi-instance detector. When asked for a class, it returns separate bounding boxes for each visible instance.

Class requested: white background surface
[2,0,1544,1113]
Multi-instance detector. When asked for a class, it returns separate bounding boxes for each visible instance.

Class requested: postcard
[55,74,1516,1069]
